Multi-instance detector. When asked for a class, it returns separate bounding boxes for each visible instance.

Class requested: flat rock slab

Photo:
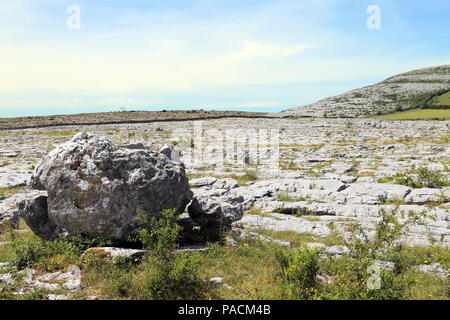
[405,188,450,204]
[233,213,331,237]
[0,171,30,188]
[83,247,146,261]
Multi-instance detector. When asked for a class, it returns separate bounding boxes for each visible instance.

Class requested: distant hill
[280,64,450,118]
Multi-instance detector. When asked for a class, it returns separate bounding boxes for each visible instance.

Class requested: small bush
[392,167,449,189]
[137,208,181,256]
[241,170,258,182]
[275,246,319,299]
[377,175,394,184]
[321,207,428,300]
[135,208,207,299]
[11,237,80,270]
[138,250,206,300]
[10,233,111,271]
[414,167,449,188]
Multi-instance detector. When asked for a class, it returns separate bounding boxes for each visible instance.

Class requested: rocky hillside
[280,64,450,118]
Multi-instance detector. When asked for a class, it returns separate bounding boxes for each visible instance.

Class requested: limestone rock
[404,188,447,204]
[159,143,182,164]
[82,247,146,261]
[188,189,244,226]
[25,132,192,240]
[16,190,62,240]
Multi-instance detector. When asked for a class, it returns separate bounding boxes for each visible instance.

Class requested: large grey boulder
[17,190,62,240]
[187,185,244,240]
[24,132,192,240]
[188,189,244,226]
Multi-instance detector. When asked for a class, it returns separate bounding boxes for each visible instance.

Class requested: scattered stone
[47,294,72,300]
[316,274,334,285]
[331,162,353,174]
[173,245,209,254]
[189,177,218,188]
[0,273,14,285]
[62,279,81,291]
[188,190,244,225]
[413,263,449,279]
[82,247,146,261]
[209,277,223,284]
[405,188,447,204]
[225,236,238,247]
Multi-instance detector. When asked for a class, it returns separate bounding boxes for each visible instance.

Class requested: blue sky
[0,0,449,117]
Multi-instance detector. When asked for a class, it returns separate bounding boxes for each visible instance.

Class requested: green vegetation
[275,246,320,299]
[276,192,307,202]
[1,206,449,300]
[372,89,450,117]
[228,169,259,186]
[374,108,450,120]
[406,89,449,109]
[427,91,450,109]
[79,209,207,299]
[378,167,449,189]
[0,187,24,198]
[108,208,207,300]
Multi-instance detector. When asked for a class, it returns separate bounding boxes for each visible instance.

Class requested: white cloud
[230,42,316,60]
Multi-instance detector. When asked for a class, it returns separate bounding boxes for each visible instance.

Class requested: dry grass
[0,110,270,130]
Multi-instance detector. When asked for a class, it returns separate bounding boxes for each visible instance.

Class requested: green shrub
[406,89,449,109]
[11,237,79,270]
[392,167,449,189]
[137,208,181,256]
[10,233,111,271]
[414,167,449,188]
[135,208,207,299]
[275,246,319,299]
[138,250,206,300]
[321,207,428,300]
[325,258,414,300]
[377,176,393,184]
[241,170,258,182]
[81,209,208,300]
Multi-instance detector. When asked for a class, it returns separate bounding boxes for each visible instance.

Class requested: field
[430,91,450,107]
[1,117,449,300]
[374,108,450,120]
[1,218,449,300]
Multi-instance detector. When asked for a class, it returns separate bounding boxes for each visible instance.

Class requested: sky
[0,0,449,117]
